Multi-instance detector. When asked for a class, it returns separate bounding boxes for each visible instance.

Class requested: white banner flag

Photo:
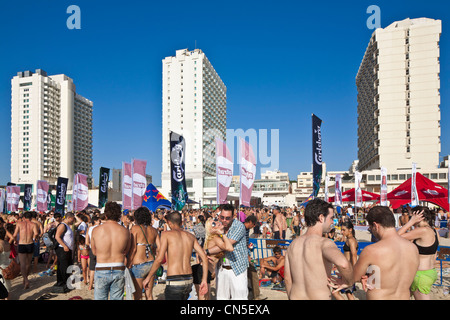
[354,171,363,207]
[324,175,330,202]
[411,163,419,207]
[0,189,5,213]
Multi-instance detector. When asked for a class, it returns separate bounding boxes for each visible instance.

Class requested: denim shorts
[94,270,125,300]
[130,261,154,279]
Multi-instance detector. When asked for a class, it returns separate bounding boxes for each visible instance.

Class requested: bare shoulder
[118,223,130,234]
[130,224,140,234]
[320,236,337,248]
[183,229,196,240]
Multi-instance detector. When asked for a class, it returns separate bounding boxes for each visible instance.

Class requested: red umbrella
[387,172,449,211]
[328,188,380,203]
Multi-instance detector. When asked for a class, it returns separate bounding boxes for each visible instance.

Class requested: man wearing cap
[91,202,131,300]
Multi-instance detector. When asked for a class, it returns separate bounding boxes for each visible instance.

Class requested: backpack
[44,223,66,250]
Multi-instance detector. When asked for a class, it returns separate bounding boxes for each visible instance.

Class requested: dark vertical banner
[170,131,188,211]
[24,184,32,211]
[98,167,110,208]
[55,177,69,215]
[312,114,323,198]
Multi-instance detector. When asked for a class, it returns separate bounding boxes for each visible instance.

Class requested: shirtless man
[91,202,131,300]
[31,212,44,274]
[259,245,285,284]
[292,212,300,238]
[261,209,271,239]
[284,199,353,300]
[142,211,208,300]
[353,206,419,300]
[273,207,285,239]
[12,211,39,289]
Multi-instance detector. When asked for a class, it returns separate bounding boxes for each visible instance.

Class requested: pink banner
[239,139,256,207]
[73,173,89,211]
[380,167,388,206]
[6,186,20,212]
[132,159,147,210]
[122,162,132,211]
[37,180,49,212]
[216,138,233,204]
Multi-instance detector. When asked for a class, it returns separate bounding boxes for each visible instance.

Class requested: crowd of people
[0,199,448,300]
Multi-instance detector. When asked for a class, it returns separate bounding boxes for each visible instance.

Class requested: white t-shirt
[59,223,74,251]
[78,221,87,237]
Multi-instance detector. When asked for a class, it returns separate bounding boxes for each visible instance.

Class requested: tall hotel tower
[356,18,442,172]
[161,49,227,202]
[11,69,93,190]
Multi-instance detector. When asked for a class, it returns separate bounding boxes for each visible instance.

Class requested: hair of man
[304,198,334,227]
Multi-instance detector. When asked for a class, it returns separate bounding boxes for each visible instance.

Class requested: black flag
[312,114,323,198]
[55,177,69,215]
[170,131,188,211]
[98,167,110,208]
[24,184,32,211]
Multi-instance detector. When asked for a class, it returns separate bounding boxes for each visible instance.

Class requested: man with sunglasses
[205,204,249,300]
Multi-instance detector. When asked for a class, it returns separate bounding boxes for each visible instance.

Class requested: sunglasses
[219,215,232,221]
[211,217,219,227]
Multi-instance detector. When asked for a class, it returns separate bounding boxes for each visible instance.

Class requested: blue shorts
[33,240,40,258]
[130,261,154,279]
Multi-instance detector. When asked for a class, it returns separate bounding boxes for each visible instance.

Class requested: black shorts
[89,249,97,271]
[192,263,212,284]
[18,243,34,254]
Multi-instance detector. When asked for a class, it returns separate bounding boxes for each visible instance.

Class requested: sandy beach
[5,228,450,301]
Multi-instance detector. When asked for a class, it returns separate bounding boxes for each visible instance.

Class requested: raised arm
[398,211,425,240]
[352,246,376,291]
[322,240,353,287]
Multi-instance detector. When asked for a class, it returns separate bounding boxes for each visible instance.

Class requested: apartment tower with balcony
[11,69,93,191]
[356,18,442,172]
[161,49,227,202]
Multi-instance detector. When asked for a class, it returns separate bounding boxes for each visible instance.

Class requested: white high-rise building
[356,18,442,172]
[11,69,93,190]
[161,49,227,203]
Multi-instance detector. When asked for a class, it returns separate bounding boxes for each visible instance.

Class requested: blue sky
[0,0,449,187]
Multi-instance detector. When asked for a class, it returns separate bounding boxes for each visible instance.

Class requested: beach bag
[47,223,67,249]
[1,259,20,280]
[42,231,54,249]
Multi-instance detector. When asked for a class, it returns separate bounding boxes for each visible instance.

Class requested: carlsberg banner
[98,167,110,208]
[170,131,188,211]
[55,177,69,215]
[312,114,323,198]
